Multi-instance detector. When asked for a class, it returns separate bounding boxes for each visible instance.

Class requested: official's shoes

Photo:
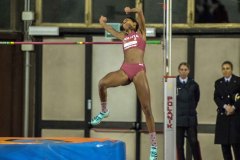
[149,145,158,160]
[90,110,110,125]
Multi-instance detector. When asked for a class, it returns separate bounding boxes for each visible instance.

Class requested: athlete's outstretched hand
[124,7,131,14]
[99,16,107,24]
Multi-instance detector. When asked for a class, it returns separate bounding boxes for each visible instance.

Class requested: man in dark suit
[214,61,240,160]
[176,62,202,160]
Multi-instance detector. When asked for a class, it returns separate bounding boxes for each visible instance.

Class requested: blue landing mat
[0,137,126,160]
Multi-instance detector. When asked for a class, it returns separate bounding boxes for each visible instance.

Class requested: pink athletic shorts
[120,63,146,81]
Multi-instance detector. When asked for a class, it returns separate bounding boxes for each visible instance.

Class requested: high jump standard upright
[163,0,177,160]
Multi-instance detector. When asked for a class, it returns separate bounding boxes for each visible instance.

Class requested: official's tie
[225,80,229,86]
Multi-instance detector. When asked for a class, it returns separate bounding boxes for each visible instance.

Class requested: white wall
[42,37,85,121]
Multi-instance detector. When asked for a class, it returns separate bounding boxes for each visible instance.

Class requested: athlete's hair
[120,17,139,32]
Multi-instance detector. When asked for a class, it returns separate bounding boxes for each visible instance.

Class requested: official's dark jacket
[214,74,240,144]
[176,76,200,127]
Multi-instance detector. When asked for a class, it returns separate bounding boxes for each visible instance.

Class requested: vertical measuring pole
[163,76,176,160]
[163,0,177,160]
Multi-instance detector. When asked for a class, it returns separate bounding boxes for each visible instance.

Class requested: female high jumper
[91,6,158,160]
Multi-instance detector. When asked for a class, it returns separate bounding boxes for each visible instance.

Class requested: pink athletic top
[122,31,146,52]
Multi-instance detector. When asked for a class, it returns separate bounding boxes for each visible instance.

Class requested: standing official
[214,61,240,160]
[176,62,202,160]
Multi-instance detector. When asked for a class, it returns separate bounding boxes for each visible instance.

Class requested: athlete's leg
[91,69,129,125]
[99,69,129,102]
[133,71,157,160]
[133,70,155,133]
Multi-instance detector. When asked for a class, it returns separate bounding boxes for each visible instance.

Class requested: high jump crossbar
[0,40,161,45]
